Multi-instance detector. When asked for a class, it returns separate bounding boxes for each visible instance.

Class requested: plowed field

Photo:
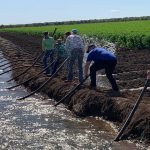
[0,32,149,144]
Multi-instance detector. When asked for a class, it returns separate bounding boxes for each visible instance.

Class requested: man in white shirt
[65,29,84,83]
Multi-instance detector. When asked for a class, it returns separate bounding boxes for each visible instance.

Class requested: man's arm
[65,37,70,50]
[52,37,55,48]
[84,61,91,77]
[42,39,45,51]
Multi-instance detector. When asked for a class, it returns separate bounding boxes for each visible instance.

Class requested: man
[51,39,68,75]
[42,31,55,75]
[65,29,84,83]
[64,31,71,42]
[84,44,119,91]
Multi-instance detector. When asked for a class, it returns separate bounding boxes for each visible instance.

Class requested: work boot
[46,73,52,77]
[64,80,73,83]
[109,90,121,97]
[89,85,97,90]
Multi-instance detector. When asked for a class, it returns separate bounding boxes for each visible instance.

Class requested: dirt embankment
[0,32,150,144]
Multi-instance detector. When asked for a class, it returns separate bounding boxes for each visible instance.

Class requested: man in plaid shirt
[65,29,84,83]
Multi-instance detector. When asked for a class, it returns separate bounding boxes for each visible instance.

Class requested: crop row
[0,20,150,49]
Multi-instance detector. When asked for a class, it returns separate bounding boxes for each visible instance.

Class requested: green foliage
[0,20,150,49]
[117,35,127,48]
[142,35,150,49]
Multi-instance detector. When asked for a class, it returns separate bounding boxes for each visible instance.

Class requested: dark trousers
[43,50,53,74]
[51,57,65,75]
[90,60,119,91]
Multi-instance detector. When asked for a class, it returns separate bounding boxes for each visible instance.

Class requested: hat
[57,38,62,42]
[87,44,96,53]
[64,31,71,36]
[43,31,48,36]
[57,38,62,43]
[71,29,78,34]
[56,38,62,44]
[88,44,95,49]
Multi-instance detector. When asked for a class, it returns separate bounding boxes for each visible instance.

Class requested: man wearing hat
[65,29,84,83]
[42,31,55,75]
[51,38,68,75]
[84,44,119,91]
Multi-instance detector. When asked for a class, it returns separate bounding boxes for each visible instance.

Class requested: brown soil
[0,32,150,144]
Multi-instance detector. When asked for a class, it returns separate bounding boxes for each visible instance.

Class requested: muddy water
[0,54,145,150]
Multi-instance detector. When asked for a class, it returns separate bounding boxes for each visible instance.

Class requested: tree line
[0,16,150,28]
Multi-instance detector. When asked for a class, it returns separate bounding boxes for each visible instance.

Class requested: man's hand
[147,70,150,79]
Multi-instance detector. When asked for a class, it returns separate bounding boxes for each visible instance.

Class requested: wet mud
[0,32,150,145]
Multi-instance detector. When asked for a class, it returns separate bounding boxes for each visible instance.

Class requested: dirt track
[0,32,150,144]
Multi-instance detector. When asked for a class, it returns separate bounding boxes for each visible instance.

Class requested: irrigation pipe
[114,79,150,141]
[54,75,89,107]
[7,27,57,83]
[2,64,24,71]
[7,52,44,82]
[0,59,7,63]
[0,59,34,68]
[7,59,56,89]
[1,54,39,71]
[0,57,5,59]
[17,57,69,100]
[0,64,40,76]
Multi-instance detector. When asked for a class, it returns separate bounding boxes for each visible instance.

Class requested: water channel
[0,53,145,149]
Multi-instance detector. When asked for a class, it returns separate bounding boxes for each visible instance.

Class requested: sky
[0,0,150,25]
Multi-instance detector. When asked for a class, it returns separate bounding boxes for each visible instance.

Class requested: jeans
[43,50,53,74]
[90,60,119,91]
[67,48,83,82]
[51,57,65,75]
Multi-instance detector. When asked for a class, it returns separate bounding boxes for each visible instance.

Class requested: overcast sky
[0,0,150,25]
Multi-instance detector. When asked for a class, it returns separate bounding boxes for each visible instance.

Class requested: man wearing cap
[51,38,68,75]
[65,29,84,83]
[84,44,119,91]
[42,31,55,75]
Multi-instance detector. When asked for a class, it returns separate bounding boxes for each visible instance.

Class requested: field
[0,31,149,144]
[0,19,150,144]
[1,20,150,49]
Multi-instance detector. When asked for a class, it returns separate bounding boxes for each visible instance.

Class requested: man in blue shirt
[84,44,119,91]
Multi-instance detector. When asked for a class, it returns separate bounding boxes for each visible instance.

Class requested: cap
[56,38,62,45]
[43,31,48,36]
[65,31,71,36]
[71,29,78,34]
[87,44,96,53]
[88,44,95,49]
[57,38,62,42]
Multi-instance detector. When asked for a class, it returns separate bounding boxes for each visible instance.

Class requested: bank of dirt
[0,32,150,145]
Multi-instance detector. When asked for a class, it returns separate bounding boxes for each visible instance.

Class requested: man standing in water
[42,31,55,76]
[65,29,84,83]
[84,44,119,92]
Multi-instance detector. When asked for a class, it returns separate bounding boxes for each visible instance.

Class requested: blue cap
[71,29,78,34]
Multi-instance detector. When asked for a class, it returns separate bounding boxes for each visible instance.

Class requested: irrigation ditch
[0,32,150,146]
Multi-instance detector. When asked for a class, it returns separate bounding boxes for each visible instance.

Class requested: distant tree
[1,16,150,28]
[0,24,4,28]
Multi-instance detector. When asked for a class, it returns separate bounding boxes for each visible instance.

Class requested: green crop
[1,20,150,49]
